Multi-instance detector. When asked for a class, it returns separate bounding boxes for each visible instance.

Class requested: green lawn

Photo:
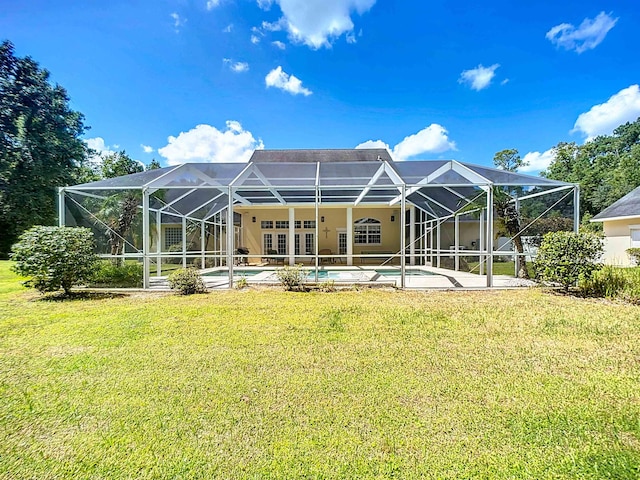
[1,261,639,479]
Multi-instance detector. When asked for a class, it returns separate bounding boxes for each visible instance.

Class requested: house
[59,149,577,288]
[591,185,640,266]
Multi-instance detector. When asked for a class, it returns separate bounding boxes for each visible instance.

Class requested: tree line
[0,41,159,257]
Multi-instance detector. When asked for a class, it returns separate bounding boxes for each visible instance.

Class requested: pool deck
[150,266,536,290]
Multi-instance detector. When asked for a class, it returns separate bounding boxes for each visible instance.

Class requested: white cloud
[521,149,555,173]
[85,137,117,156]
[170,12,186,32]
[355,140,390,150]
[265,66,312,96]
[573,85,640,140]
[206,0,220,9]
[222,24,233,33]
[546,12,617,53]
[272,40,286,49]
[251,34,261,44]
[158,122,264,165]
[356,125,456,161]
[262,19,284,32]
[141,144,154,154]
[256,0,376,49]
[223,58,249,72]
[459,64,500,91]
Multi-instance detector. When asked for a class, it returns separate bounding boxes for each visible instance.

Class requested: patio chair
[262,249,281,265]
[319,248,334,264]
[235,247,249,266]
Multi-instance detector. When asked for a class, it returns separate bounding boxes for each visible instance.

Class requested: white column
[142,188,150,289]
[486,188,494,287]
[346,207,353,266]
[182,217,187,268]
[514,198,520,278]
[479,209,485,276]
[573,186,580,233]
[429,220,434,266]
[454,214,460,271]
[201,220,206,270]
[400,186,406,288]
[436,220,441,268]
[58,187,65,227]
[227,188,234,287]
[288,207,295,266]
[409,206,416,266]
[314,188,319,281]
[156,211,162,277]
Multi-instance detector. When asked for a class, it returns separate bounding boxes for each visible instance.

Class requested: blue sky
[2,0,640,172]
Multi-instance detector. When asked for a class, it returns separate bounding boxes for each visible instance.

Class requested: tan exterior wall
[240,206,400,263]
[601,219,640,266]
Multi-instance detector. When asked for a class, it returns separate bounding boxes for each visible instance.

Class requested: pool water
[203,268,438,279]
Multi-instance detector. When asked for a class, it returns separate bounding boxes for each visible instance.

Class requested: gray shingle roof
[249,148,393,163]
[592,185,640,221]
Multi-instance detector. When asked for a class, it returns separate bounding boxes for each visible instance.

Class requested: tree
[100,150,144,178]
[543,118,640,218]
[0,41,89,258]
[493,149,528,172]
[11,226,97,295]
[147,158,161,170]
[489,149,529,278]
[95,152,144,264]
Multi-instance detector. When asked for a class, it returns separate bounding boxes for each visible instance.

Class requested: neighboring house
[591,186,640,266]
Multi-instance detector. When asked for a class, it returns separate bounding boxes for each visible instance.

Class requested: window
[275,220,289,229]
[295,220,302,229]
[303,220,316,229]
[263,233,273,254]
[277,234,287,254]
[305,233,315,254]
[631,227,640,247]
[295,234,300,255]
[164,227,182,249]
[261,220,273,229]
[354,217,381,245]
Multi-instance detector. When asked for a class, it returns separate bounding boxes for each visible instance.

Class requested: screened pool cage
[58,149,578,288]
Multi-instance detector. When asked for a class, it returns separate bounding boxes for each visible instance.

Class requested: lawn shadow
[38,291,129,302]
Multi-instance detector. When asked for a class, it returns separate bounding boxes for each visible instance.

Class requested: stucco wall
[240,206,401,263]
[601,219,637,266]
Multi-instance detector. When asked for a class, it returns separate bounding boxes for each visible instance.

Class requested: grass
[1,261,639,479]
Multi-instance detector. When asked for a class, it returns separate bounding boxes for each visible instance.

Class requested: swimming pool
[203,267,439,281]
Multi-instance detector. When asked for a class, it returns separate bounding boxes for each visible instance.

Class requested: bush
[89,260,143,288]
[275,264,307,291]
[580,266,640,303]
[318,280,337,292]
[533,231,603,289]
[11,226,97,295]
[579,265,628,298]
[167,267,206,295]
[235,276,248,289]
[627,248,640,265]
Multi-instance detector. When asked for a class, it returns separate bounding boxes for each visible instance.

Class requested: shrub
[275,264,307,291]
[11,226,97,295]
[533,231,603,289]
[235,276,248,289]
[626,248,640,266]
[318,280,337,292]
[167,268,206,295]
[580,266,640,303]
[89,260,143,288]
[579,265,628,298]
